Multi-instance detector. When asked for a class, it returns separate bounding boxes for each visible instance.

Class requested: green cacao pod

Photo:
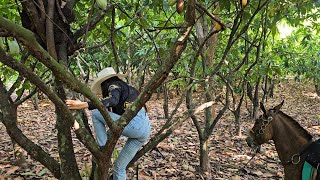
[97,0,108,9]
[9,39,20,55]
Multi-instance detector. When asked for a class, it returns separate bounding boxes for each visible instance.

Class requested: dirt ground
[0,80,320,179]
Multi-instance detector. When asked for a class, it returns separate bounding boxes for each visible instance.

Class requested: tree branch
[0,79,61,178]
[0,16,118,133]
[46,0,58,59]
[110,6,120,71]
[0,47,103,158]
[73,4,113,41]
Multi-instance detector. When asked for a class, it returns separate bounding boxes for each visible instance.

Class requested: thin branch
[110,5,120,71]
[46,0,58,59]
[55,0,68,23]
[195,3,226,29]
[83,0,96,44]
[73,4,113,41]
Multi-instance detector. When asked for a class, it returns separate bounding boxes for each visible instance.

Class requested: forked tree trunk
[232,91,244,137]
[0,81,61,177]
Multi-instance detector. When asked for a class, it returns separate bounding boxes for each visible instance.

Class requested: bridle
[255,116,273,137]
[250,112,314,165]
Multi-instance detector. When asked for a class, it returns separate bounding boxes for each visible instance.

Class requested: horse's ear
[260,102,267,115]
[273,100,284,113]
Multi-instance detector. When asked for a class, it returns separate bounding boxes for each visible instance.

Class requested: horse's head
[246,100,284,150]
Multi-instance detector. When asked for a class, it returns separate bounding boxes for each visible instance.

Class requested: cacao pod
[242,0,248,7]
[176,0,184,14]
[97,0,107,9]
[9,40,20,55]
[214,23,222,31]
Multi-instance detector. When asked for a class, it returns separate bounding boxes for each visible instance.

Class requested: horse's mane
[278,111,313,141]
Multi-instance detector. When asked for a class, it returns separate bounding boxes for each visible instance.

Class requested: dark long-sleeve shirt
[87,80,139,115]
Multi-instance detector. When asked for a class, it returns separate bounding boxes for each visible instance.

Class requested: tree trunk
[262,76,268,102]
[252,77,260,120]
[96,157,109,180]
[199,138,210,173]
[163,83,169,119]
[0,81,61,178]
[55,80,81,179]
[269,78,274,98]
[235,114,241,136]
[315,83,320,96]
[31,91,39,110]
[247,82,253,102]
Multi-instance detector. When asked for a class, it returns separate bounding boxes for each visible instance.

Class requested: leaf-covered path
[1,81,319,179]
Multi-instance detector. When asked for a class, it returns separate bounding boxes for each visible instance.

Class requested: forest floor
[1,80,320,180]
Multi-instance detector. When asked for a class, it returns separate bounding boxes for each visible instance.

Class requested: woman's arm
[65,99,89,109]
[87,84,121,110]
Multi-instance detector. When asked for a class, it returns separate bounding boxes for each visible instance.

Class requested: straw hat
[90,67,127,95]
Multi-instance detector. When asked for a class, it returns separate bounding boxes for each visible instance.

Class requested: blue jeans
[92,108,151,180]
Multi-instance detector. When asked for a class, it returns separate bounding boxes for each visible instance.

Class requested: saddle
[306,139,320,168]
[303,139,320,180]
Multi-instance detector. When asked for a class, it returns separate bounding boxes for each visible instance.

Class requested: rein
[242,147,260,169]
[283,140,314,165]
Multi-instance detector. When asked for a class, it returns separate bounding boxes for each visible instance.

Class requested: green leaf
[271,26,279,38]
[220,0,231,11]
[243,11,251,22]
[139,17,151,29]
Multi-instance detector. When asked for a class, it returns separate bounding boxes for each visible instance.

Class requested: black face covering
[87,76,140,115]
[101,76,121,98]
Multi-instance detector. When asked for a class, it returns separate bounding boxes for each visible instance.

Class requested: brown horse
[246,101,317,180]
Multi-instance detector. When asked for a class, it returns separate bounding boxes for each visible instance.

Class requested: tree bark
[235,114,242,136]
[55,80,81,179]
[314,79,320,96]
[199,138,210,173]
[0,81,61,178]
[316,84,320,96]
[252,77,261,120]
[163,83,169,119]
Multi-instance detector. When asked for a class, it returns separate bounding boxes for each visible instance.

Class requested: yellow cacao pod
[242,0,248,7]
[214,23,222,31]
